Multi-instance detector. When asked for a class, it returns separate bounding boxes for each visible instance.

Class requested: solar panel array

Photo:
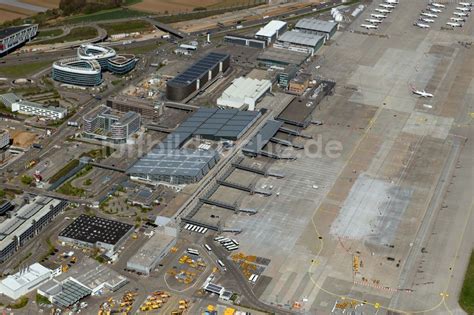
[52,280,92,308]
[168,52,229,87]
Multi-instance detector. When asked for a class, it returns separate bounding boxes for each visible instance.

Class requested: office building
[82,105,141,143]
[106,96,158,119]
[217,77,272,111]
[107,54,138,74]
[0,129,9,149]
[127,226,177,275]
[294,18,338,40]
[0,263,54,299]
[0,93,67,119]
[52,57,103,86]
[275,31,325,56]
[0,24,38,56]
[166,52,230,101]
[58,215,134,252]
[77,44,116,70]
[0,197,68,263]
[255,20,287,43]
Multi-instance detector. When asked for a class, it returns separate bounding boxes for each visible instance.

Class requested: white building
[255,20,287,43]
[0,263,53,300]
[0,129,9,149]
[217,77,272,111]
[0,93,67,119]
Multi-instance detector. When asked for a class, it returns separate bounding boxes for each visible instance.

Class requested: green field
[99,20,154,35]
[115,42,160,54]
[35,29,64,40]
[0,60,51,78]
[39,27,98,45]
[66,8,148,24]
[460,251,474,314]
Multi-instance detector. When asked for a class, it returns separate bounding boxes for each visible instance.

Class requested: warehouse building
[166,52,230,101]
[82,105,141,143]
[58,215,134,252]
[0,197,68,263]
[224,34,266,49]
[275,31,325,56]
[0,263,54,299]
[0,24,37,56]
[106,96,158,120]
[257,47,310,68]
[127,108,260,184]
[127,226,177,275]
[255,20,287,44]
[217,77,272,111]
[294,18,338,40]
[52,57,103,86]
[0,93,67,119]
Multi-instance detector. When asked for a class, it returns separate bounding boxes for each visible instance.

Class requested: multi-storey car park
[0,24,37,56]
[166,52,231,101]
[52,57,103,86]
[0,196,68,263]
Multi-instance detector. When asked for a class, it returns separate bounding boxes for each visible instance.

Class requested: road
[206,235,295,315]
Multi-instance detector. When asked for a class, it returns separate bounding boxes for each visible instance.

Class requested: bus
[249,274,259,283]
[217,259,225,268]
[226,245,239,251]
[204,244,212,252]
[231,240,239,246]
[187,248,200,256]
[214,236,224,242]
[219,238,231,244]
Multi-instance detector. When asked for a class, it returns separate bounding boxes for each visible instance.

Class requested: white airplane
[456,6,472,11]
[371,13,387,18]
[375,8,392,13]
[420,17,435,23]
[412,89,434,97]
[431,3,445,8]
[414,22,430,28]
[421,12,438,17]
[450,17,465,22]
[385,0,399,4]
[428,7,443,13]
[366,18,383,23]
[459,2,473,7]
[446,21,463,27]
[380,3,396,9]
[453,11,469,16]
[361,23,379,29]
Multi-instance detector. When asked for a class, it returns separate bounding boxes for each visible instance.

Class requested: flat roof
[0,263,51,292]
[242,119,283,154]
[255,20,287,37]
[295,18,338,33]
[127,229,176,269]
[0,25,35,40]
[168,52,229,88]
[277,31,325,47]
[58,215,133,246]
[258,47,310,66]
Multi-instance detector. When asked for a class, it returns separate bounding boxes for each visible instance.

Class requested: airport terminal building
[0,24,38,55]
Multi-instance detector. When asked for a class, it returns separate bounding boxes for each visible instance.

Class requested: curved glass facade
[52,59,102,86]
[107,57,138,75]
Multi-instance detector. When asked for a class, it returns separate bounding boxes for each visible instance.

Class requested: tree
[21,175,33,186]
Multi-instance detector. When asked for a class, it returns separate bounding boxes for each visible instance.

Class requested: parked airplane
[385,0,399,4]
[371,13,387,18]
[453,11,469,16]
[414,22,430,28]
[375,8,392,13]
[380,3,396,9]
[428,7,443,13]
[366,18,383,23]
[459,2,473,7]
[412,89,434,97]
[431,3,445,8]
[446,21,463,27]
[420,17,435,23]
[421,12,438,17]
[456,6,472,11]
[361,23,379,29]
[450,17,465,22]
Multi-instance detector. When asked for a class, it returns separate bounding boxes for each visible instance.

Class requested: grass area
[115,42,160,54]
[36,294,51,305]
[99,20,153,35]
[7,296,28,309]
[80,147,114,160]
[460,251,474,314]
[49,159,79,184]
[0,60,51,78]
[65,8,148,24]
[35,29,63,40]
[39,26,98,45]
[20,175,33,185]
[57,180,85,197]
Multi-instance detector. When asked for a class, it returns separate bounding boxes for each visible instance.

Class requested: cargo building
[294,18,338,40]
[255,20,287,44]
